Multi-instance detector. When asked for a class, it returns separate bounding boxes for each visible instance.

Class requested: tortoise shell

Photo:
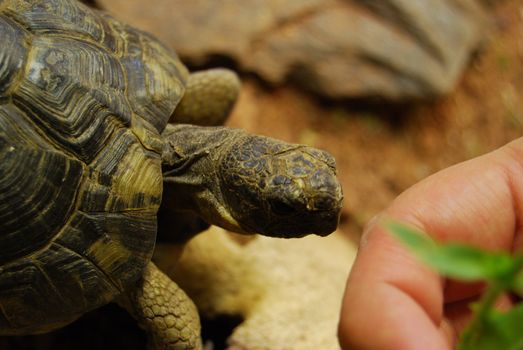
[0,0,187,333]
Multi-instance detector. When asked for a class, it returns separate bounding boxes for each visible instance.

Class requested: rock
[97,0,486,100]
[97,0,486,101]
[154,227,356,349]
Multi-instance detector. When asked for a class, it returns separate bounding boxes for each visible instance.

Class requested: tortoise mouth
[244,206,342,238]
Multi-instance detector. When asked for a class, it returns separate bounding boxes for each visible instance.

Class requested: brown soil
[2,0,522,349]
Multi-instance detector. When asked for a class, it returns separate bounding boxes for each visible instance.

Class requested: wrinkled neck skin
[161,124,248,235]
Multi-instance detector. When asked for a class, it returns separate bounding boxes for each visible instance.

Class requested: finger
[340,222,450,350]
[339,138,523,350]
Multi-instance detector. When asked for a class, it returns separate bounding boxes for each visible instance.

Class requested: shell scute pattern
[0,242,118,333]
[0,138,84,265]
[0,0,185,333]
[0,13,28,97]
[2,0,105,45]
[15,35,132,162]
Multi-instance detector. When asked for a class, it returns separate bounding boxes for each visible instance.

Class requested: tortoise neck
[159,124,248,236]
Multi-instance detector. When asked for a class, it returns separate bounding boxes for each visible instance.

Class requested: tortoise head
[218,135,343,238]
[161,125,343,239]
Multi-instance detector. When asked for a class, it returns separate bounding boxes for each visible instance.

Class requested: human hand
[338,138,523,350]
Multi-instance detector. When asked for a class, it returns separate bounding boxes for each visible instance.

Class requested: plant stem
[458,251,523,349]
[458,282,504,349]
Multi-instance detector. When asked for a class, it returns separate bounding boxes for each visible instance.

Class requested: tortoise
[0,0,343,348]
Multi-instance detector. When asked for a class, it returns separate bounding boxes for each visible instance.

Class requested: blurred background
[2,0,523,349]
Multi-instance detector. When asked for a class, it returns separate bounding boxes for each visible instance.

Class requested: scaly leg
[170,68,241,126]
[120,262,202,350]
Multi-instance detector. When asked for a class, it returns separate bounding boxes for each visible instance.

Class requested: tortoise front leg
[170,68,240,126]
[119,262,202,350]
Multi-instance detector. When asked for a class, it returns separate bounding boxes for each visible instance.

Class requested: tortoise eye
[270,199,296,215]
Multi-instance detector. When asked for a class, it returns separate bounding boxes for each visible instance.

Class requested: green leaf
[384,220,513,282]
[432,245,513,282]
[459,304,523,350]
[492,304,523,350]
